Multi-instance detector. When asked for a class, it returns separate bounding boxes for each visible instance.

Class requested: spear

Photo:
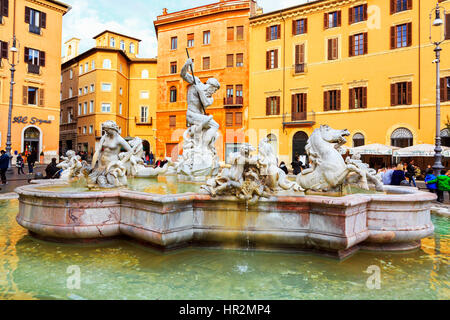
[186,48,206,115]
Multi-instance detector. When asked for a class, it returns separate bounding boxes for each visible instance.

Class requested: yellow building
[0,0,70,162]
[60,31,157,157]
[249,0,450,168]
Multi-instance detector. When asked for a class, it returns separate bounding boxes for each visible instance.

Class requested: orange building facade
[154,0,257,162]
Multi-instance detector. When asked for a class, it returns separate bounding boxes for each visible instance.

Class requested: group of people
[425,169,450,203]
[377,160,419,186]
[0,149,39,185]
[279,154,309,176]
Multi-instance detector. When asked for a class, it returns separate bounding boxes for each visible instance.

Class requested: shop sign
[12,116,52,125]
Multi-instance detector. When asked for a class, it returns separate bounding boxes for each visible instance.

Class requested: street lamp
[429,3,447,177]
[5,36,20,172]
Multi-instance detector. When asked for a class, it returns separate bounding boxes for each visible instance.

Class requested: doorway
[23,127,40,155]
[292,131,308,163]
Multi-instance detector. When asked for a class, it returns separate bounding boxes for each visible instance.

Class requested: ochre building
[0,0,70,162]
[60,31,157,157]
[154,0,258,162]
[249,0,450,166]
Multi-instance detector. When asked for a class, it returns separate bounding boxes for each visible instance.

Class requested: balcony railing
[29,24,41,35]
[135,116,153,126]
[223,96,243,107]
[282,111,316,130]
[293,63,307,75]
[27,63,40,75]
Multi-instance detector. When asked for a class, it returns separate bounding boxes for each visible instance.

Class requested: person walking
[406,160,417,187]
[16,153,25,175]
[426,170,450,203]
[391,164,407,186]
[27,150,37,174]
[0,150,9,185]
[424,169,437,195]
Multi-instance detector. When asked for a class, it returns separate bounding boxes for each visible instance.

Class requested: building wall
[0,0,69,162]
[249,0,450,165]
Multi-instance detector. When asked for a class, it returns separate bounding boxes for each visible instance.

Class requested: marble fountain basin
[15,181,436,259]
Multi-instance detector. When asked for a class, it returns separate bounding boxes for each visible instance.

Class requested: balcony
[292,63,307,75]
[29,24,41,35]
[223,96,243,108]
[27,63,40,75]
[282,111,316,129]
[135,116,153,126]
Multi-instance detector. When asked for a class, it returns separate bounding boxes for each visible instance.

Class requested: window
[78,88,82,96]
[119,103,122,114]
[203,31,210,45]
[120,40,125,51]
[141,69,149,79]
[169,115,176,128]
[103,59,111,69]
[89,100,94,113]
[391,82,412,106]
[85,62,88,73]
[266,96,280,115]
[325,11,341,29]
[89,125,93,134]
[292,93,307,121]
[92,60,95,70]
[235,112,242,126]
[349,33,367,56]
[119,64,123,73]
[391,127,413,148]
[440,77,450,102]
[266,25,280,41]
[110,37,115,47]
[236,53,243,67]
[187,33,194,48]
[226,112,234,127]
[78,104,81,115]
[353,133,365,147]
[1,0,9,17]
[101,103,111,113]
[83,126,86,134]
[68,108,73,123]
[227,27,234,41]
[203,57,210,70]
[140,91,149,99]
[266,49,278,69]
[170,61,177,74]
[25,47,44,74]
[120,87,123,95]
[292,19,307,35]
[79,65,83,74]
[349,5,367,24]
[390,0,412,14]
[170,87,177,102]
[83,102,87,114]
[324,90,341,111]
[446,14,450,40]
[171,36,178,50]
[25,7,46,34]
[69,87,72,98]
[227,54,234,68]
[130,43,135,54]
[226,85,234,105]
[140,106,148,123]
[101,83,112,91]
[84,86,88,94]
[349,87,367,109]
[327,38,339,60]
[236,26,244,40]
[69,69,73,79]
[90,84,94,92]
[294,44,305,73]
[236,85,243,105]
[391,23,412,49]
[27,87,38,105]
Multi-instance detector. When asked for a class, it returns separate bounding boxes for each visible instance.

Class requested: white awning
[393,144,450,157]
[350,144,399,156]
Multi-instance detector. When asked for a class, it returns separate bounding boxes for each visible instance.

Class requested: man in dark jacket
[0,150,10,185]
[45,158,60,179]
[406,160,417,187]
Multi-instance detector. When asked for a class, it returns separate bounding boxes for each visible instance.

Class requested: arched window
[120,40,125,51]
[391,127,413,148]
[292,131,308,160]
[130,43,135,54]
[441,129,450,147]
[103,59,111,69]
[110,37,115,47]
[353,133,365,147]
[141,69,149,79]
[170,87,177,102]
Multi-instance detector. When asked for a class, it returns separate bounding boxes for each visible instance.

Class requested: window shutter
[40,12,46,29]
[407,0,412,10]
[277,24,281,39]
[274,49,278,68]
[328,39,332,60]
[333,38,338,59]
[304,19,308,33]
[363,87,367,108]
[303,93,307,112]
[337,11,341,27]
[324,13,328,29]
[39,88,45,107]
[349,35,353,57]
[363,4,368,21]
[390,26,396,49]
[446,14,450,40]
[291,94,296,114]
[2,0,8,17]
[441,78,446,102]
[391,83,396,106]
[363,32,368,54]
[24,47,29,63]
[276,96,280,115]
[295,45,300,65]
[390,0,395,15]
[266,97,270,115]
[39,51,45,67]
[23,86,28,105]
[324,91,328,111]
[407,82,412,105]
[337,90,341,110]
[25,6,30,23]
[1,41,8,59]
[407,23,412,46]
[349,7,353,25]
[349,89,354,109]
[266,27,270,41]
[299,44,304,64]
[292,20,296,35]
[266,51,270,70]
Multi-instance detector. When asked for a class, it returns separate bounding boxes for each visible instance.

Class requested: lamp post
[429,3,447,177]
[5,36,20,172]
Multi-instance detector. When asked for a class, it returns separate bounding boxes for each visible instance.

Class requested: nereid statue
[57,150,83,180]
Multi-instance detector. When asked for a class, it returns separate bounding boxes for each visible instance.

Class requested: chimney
[163,8,168,15]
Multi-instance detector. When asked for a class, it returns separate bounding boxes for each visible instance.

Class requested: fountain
[15,60,436,259]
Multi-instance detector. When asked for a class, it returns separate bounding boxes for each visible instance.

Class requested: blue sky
[61,0,307,58]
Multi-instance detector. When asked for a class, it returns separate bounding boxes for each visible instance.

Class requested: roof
[93,30,142,42]
[250,0,326,21]
[131,58,157,63]
[45,0,71,13]
[61,47,131,68]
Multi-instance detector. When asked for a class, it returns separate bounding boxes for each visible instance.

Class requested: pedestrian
[145,153,150,165]
[279,161,289,175]
[28,150,37,174]
[406,160,417,187]
[16,153,25,175]
[391,164,407,186]
[149,151,154,165]
[291,155,302,175]
[0,150,9,185]
[424,169,437,195]
[426,170,450,203]
[45,158,60,179]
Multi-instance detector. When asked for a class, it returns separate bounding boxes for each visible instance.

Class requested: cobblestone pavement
[0,165,46,194]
